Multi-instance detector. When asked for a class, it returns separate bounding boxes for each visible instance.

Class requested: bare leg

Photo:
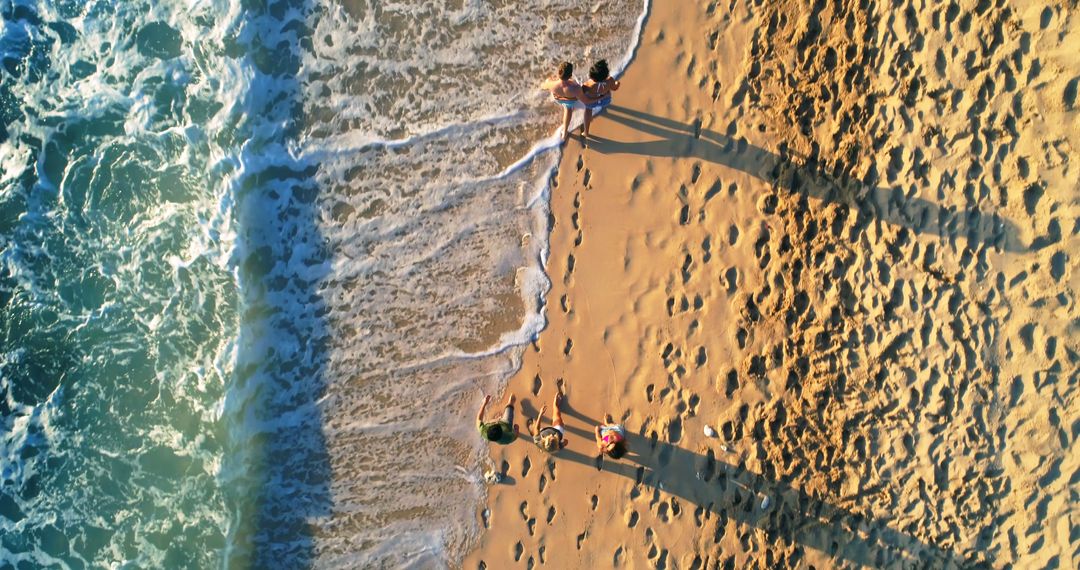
[551,394,563,428]
[603,413,614,424]
[583,108,593,138]
[560,108,572,143]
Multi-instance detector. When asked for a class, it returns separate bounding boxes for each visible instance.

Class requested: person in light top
[580,59,620,139]
[529,392,568,453]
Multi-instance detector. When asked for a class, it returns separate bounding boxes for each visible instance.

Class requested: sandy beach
[464,1,1078,568]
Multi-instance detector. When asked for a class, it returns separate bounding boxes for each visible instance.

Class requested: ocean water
[0,0,646,568]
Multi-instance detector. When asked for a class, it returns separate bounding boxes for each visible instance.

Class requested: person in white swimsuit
[529,393,568,453]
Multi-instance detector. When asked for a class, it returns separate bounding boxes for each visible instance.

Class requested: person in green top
[477,393,519,445]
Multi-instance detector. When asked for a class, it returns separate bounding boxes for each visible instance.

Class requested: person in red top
[594,413,628,459]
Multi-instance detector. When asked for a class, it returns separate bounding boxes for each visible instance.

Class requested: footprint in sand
[575,530,587,550]
[736,327,748,349]
[724,267,739,294]
[681,254,694,283]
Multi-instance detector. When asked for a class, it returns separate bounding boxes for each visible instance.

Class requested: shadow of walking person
[586,104,1022,253]
[555,405,982,569]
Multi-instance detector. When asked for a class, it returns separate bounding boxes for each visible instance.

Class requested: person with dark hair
[595,413,628,459]
[529,392,569,454]
[540,61,592,143]
[581,59,620,139]
[477,393,519,444]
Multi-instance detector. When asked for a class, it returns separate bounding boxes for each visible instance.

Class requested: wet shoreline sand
[465,0,1077,568]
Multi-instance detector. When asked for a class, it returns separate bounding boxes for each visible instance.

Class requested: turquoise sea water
[1,0,645,567]
[1,0,248,567]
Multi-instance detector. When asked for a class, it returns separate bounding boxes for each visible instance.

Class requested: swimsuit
[584,80,612,112]
[600,424,625,443]
[553,96,583,110]
[586,95,612,112]
[534,425,565,451]
[538,425,564,438]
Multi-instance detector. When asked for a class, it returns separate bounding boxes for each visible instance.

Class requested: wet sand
[465,0,1078,568]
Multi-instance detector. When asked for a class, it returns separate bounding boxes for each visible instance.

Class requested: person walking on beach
[595,413,628,459]
[529,393,568,453]
[540,61,591,143]
[581,59,620,139]
[477,393,519,445]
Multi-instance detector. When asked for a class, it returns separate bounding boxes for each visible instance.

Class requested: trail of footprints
[478,154,594,569]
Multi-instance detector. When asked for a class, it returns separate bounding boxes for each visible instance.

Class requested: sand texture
[464,0,1078,568]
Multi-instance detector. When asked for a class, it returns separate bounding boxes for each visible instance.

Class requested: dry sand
[464,0,1078,568]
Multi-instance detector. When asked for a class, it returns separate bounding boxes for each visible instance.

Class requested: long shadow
[225,1,331,568]
[588,104,1023,252]
[556,406,981,569]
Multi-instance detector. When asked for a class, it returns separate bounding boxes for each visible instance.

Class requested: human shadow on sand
[544,404,983,569]
[585,104,1024,253]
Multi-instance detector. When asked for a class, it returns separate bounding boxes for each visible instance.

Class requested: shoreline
[463,0,1077,568]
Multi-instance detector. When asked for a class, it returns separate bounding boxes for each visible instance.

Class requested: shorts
[600,424,625,441]
[538,425,565,438]
[586,95,612,112]
[534,425,565,451]
[501,404,515,426]
[554,98,583,110]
